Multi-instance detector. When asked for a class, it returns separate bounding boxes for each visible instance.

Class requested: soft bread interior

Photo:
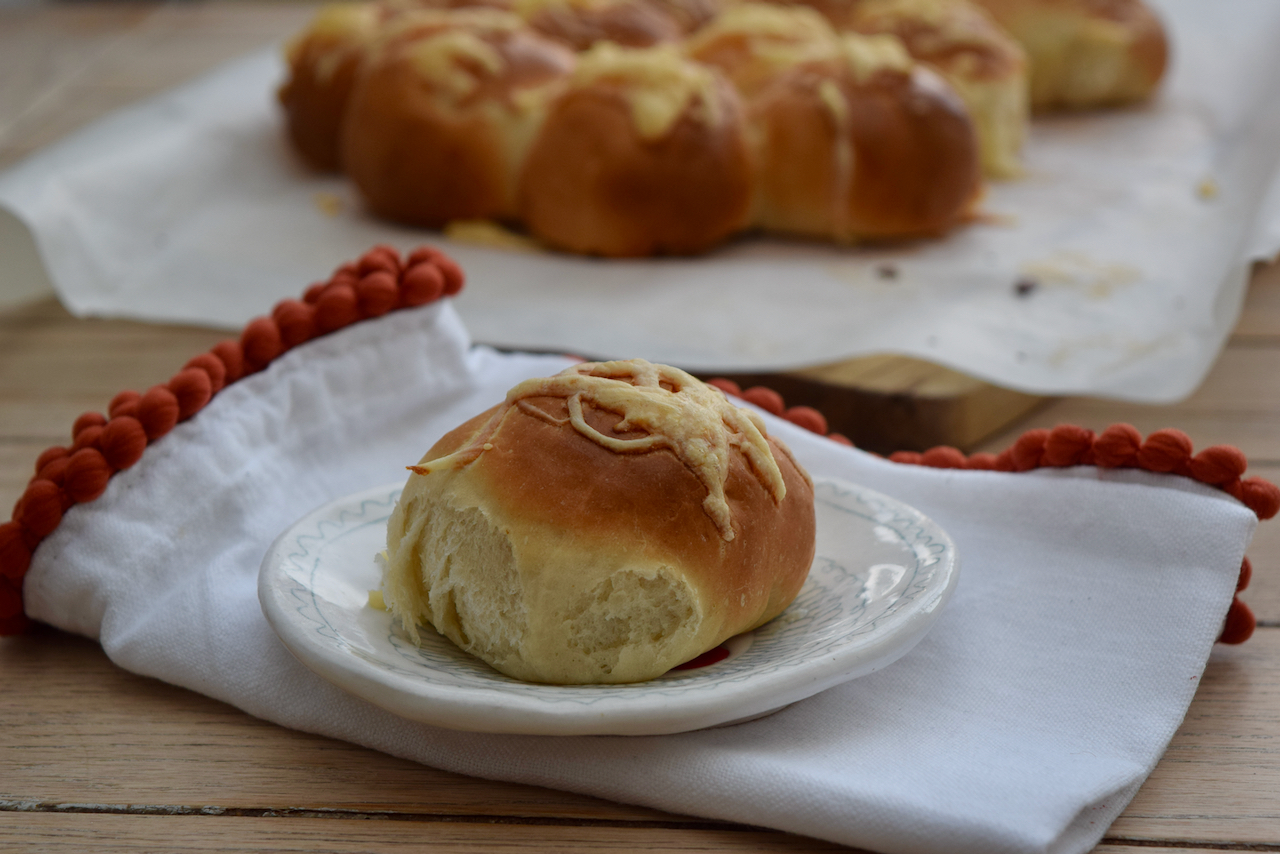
[384,491,706,683]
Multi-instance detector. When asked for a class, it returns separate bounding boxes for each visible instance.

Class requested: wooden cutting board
[708,357,1045,455]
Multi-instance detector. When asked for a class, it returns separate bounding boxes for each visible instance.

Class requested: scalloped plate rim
[259,475,959,736]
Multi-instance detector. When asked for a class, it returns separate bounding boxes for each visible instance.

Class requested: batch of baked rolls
[279,0,1168,256]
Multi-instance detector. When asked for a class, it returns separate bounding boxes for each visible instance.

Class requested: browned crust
[517,76,754,256]
[278,34,371,172]
[844,0,1027,82]
[340,26,575,227]
[751,62,982,239]
[526,0,684,50]
[970,0,1168,109]
[421,396,816,640]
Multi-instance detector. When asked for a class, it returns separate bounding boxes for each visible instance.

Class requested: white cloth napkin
[23,301,1257,854]
[4,0,1280,401]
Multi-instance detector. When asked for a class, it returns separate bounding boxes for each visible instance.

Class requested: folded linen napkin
[11,286,1265,854]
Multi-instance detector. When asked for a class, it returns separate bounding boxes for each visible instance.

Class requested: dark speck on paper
[876,264,898,280]
[1014,277,1038,297]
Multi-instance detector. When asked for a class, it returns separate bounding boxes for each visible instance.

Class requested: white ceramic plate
[258,476,959,736]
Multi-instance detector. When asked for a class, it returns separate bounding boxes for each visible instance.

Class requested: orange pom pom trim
[2,246,466,636]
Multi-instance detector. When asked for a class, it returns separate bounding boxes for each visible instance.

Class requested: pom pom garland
[1,246,467,635]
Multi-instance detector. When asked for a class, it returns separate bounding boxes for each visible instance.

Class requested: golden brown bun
[520,0,685,49]
[340,9,576,227]
[749,34,983,240]
[968,0,1167,110]
[842,0,1028,177]
[517,44,753,256]
[382,360,816,684]
[684,2,843,98]
[278,2,387,171]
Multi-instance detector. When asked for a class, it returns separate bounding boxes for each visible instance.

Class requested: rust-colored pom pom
[71,424,103,453]
[184,352,227,394]
[705,378,740,397]
[1010,429,1049,471]
[357,270,399,318]
[169,367,213,421]
[827,433,853,446]
[1092,423,1142,468]
[0,608,32,635]
[358,244,401,276]
[1238,476,1280,520]
[212,340,245,384]
[1043,424,1094,467]
[785,406,827,435]
[34,446,68,475]
[1137,428,1193,473]
[1238,556,1252,592]
[315,282,360,333]
[993,449,1016,471]
[138,385,180,441]
[34,455,69,487]
[741,386,785,416]
[109,390,140,419]
[272,299,317,348]
[889,450,923,464]
[0,575,24,620]
[962,453,994,470]
[64,448,112,504]
[0,521,32,583]
[406,246,441,267]
[400,262,445,307]
[921,446,967,469]
[303,282,326,304]
[72,411,107,438]
[241,316,285,372]
[18,479,62,539]
[1188,446,1247,486]
[435,255,466,296]
[1219,597,1255,644]
[99,416,148,471]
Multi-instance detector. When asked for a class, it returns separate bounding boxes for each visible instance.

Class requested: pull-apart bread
[382,359,817,684]
[280,0,986,254]
[968,0,1167,111]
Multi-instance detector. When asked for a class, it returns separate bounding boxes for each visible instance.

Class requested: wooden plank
[0,813,858,854]
[705,359,1046,455]
[1106,628,1280,846]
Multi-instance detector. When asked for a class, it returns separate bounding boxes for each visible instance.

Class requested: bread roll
[684,2,843,98]
[278,2,387,171]
[969,0,1167,111]
[382,359,816,685]
[340,8,576,227]
[843,0,1028,177]
[748,32,982,240]
[517,43,753,256]
[518,0,685,50]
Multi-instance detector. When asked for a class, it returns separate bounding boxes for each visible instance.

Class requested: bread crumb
[444,219,542,252]
[313,191,344,217]
[1197,178,1219,200]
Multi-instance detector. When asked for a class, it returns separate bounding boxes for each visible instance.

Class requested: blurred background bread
[969,0,1168,110]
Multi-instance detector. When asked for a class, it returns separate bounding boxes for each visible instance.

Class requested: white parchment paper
[2,0,1280,401]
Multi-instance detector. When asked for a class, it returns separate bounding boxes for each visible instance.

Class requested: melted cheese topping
[407,30,508,100]
[684,3,839,83]
[515,0,612,17]
[412,359,787,541]
[572,42,722,139]
[838,32,913,84]
[301,2,381,41]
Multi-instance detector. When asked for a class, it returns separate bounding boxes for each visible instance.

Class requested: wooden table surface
[2,3,1279,852]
